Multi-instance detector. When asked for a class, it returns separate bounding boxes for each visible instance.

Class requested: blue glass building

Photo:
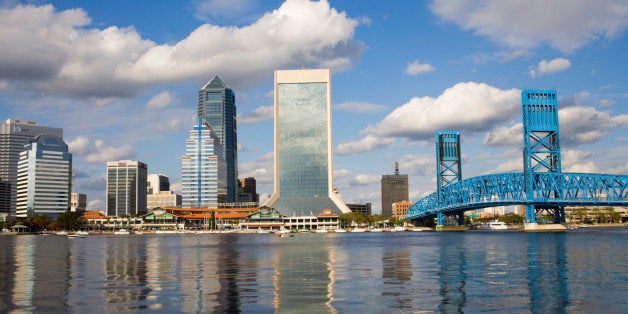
[198,76,237,203]
[15,135,72,219]
[264,69,350,216]
[181,118,226,207]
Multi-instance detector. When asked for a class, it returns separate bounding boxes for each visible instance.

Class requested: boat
[67,234,85,238]
[368,228,383,232]
[314,228,328,233]
[275,228,292,236]
[349,227,366,233]
[114,228,130,235]
[390,226,407,232]
[333,228,346,233]
[477,220,508,230]
[55,230,68,235]
[76,230,89,235]
[279,232,294,238]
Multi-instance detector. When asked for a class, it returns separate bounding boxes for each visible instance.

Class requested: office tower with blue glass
[198,76,238,203]
[265,69,350,216]
[0,119,63,216]
[181,118,226,207]
[106,160,148,216]
[15,135,72,219]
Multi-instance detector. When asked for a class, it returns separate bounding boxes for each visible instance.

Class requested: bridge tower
[435,131,464,226]
[521,88,565,224]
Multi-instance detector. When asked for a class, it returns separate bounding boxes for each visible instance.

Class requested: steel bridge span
[405,172,628,221]
[404,88,628,228]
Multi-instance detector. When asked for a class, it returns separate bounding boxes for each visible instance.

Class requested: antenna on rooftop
[394,162,399,175]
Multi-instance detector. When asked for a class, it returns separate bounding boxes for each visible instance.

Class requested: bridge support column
[437,212,444,226]
[525,205,536,224]
[457,212,465,226]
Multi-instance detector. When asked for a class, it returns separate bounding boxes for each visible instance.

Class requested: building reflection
[438,236,467,312]
[273,235,336,313]
[381,247,413,309]
[0,236,18,312]
[527,233,569,313]
[103,236,150,311]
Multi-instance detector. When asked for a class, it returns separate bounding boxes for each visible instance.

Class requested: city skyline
[0,1,626,213]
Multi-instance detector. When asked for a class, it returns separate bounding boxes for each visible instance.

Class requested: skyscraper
[264,69,350,216]
[0,119,63,216]
[147,174,170,194]
[238,177,258,204]
[106,160,147,216]
[16,135,72,219]
[381,162,408,217]
[181,118,226,207]
[198,76,238,203]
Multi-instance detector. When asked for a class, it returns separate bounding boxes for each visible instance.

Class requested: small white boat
[67,234,85,238]
[333,228,347,233]
[114,228,130,235]
[349,227,366,233]
[76,230,89,235]
[477,220,508,230]
[314,228,328,233]
[55,230,68,235]
[390,226,407,232]
[279,232,294,238]
[368,228,383,232]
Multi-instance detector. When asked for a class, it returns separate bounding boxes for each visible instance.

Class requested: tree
[55,210,85,230]
[28,214,53,231]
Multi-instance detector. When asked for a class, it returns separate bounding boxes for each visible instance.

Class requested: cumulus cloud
[487,158,522,173]
[397,154,434,177]
[483,123,522,147]
[336,135,395,155]
[349,174,380,187]
[562,149,600,173]
[68,136,136,163]
[598,99,615,107]
[0,1,365,99]
[146,91,177,109]
[335,101,387,113]
[559,106,628,146]
[405,60,435,75]
[239,106,273,124]
[430,0,628,52]
[530,58,571,77]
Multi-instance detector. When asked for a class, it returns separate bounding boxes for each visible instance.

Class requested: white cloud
[530,58,571,77]
[397,154,434,177]
[336,135,395,155]
[487,158,522,173]
[495,50,532,63]
[193,0,257,22]
[562,149,600,173]
[85,143,134,163]
[349,174,380,187]
[239,106,273,124]
[559,106,628,146]
[483,123,522,147]
[405,60,435,75]
[598,99,615,107]
[67,135,91,155]
[0,1,365,98]
[146,91,177,109]
[430,0,628,52]
[365,82,520,141]
[87,199,103,210]
[335,101,387,113]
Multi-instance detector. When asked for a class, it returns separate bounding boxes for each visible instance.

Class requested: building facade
[181,118,226,207]
[147,174,170,194]
[347,203,372,216]
[264,69,350,216]
[198,76,238,203]
[147,191,182,210]
[238,177,259,204]
[381,163,409,217]
[106,160,147,217]
[0,119,63,216]
[16,135,72,219]
[392,200,413,218]
[71,193,87,212]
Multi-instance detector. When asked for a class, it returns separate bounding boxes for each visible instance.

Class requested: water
[0,228,626,313]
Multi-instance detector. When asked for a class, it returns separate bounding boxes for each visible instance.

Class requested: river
[0,228,626,313]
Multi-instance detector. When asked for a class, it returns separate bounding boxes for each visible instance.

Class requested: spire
[202,75,230,89]
[394,162,399,175]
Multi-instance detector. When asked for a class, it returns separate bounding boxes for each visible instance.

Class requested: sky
[1,0,627,213]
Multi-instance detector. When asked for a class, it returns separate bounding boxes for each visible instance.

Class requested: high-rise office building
[147,174,170,194]
[381,162,408,217]
[16,135,72,219]
[238,177,259,204]
[198,76,238,203]
[71,193,87,212]
[181,118,226,207]
[0,119,63,216]
[347,203,372,216]
[264,69,350,216]
[106,160,147,216]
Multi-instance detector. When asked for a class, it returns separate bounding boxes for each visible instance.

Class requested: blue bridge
[405,88,628,228]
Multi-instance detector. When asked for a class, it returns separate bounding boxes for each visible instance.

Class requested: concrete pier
[523,223,567,232]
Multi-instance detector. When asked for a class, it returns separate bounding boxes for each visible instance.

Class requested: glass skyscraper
[15,135,72,219]
[181,118,226,207]
[198,76,237,203]
[0,119,63,216]
[106,160,147,216]
[264,69,350,216]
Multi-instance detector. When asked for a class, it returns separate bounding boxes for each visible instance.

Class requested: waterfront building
[198,76,238,203]
[238,177,259,204]
[347,203,372,216]
[0,119,63,216]
[147,174,170,194]
[392,200,412,218]
[106,160,147,216]
[181,118,226,207]
[264,69,350,216]
[381,162,408,217]
[15,135,72,219]
[147,191,182,211]
[71,193,87,212]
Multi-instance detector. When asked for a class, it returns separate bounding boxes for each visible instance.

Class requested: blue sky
[1,0,627,213]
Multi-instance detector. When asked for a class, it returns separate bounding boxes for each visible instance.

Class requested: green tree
[55,210,85,230]
[28,214,53,231]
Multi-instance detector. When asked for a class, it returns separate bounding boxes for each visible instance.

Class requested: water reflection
[527,233,569,313]
[437,235,467,313]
